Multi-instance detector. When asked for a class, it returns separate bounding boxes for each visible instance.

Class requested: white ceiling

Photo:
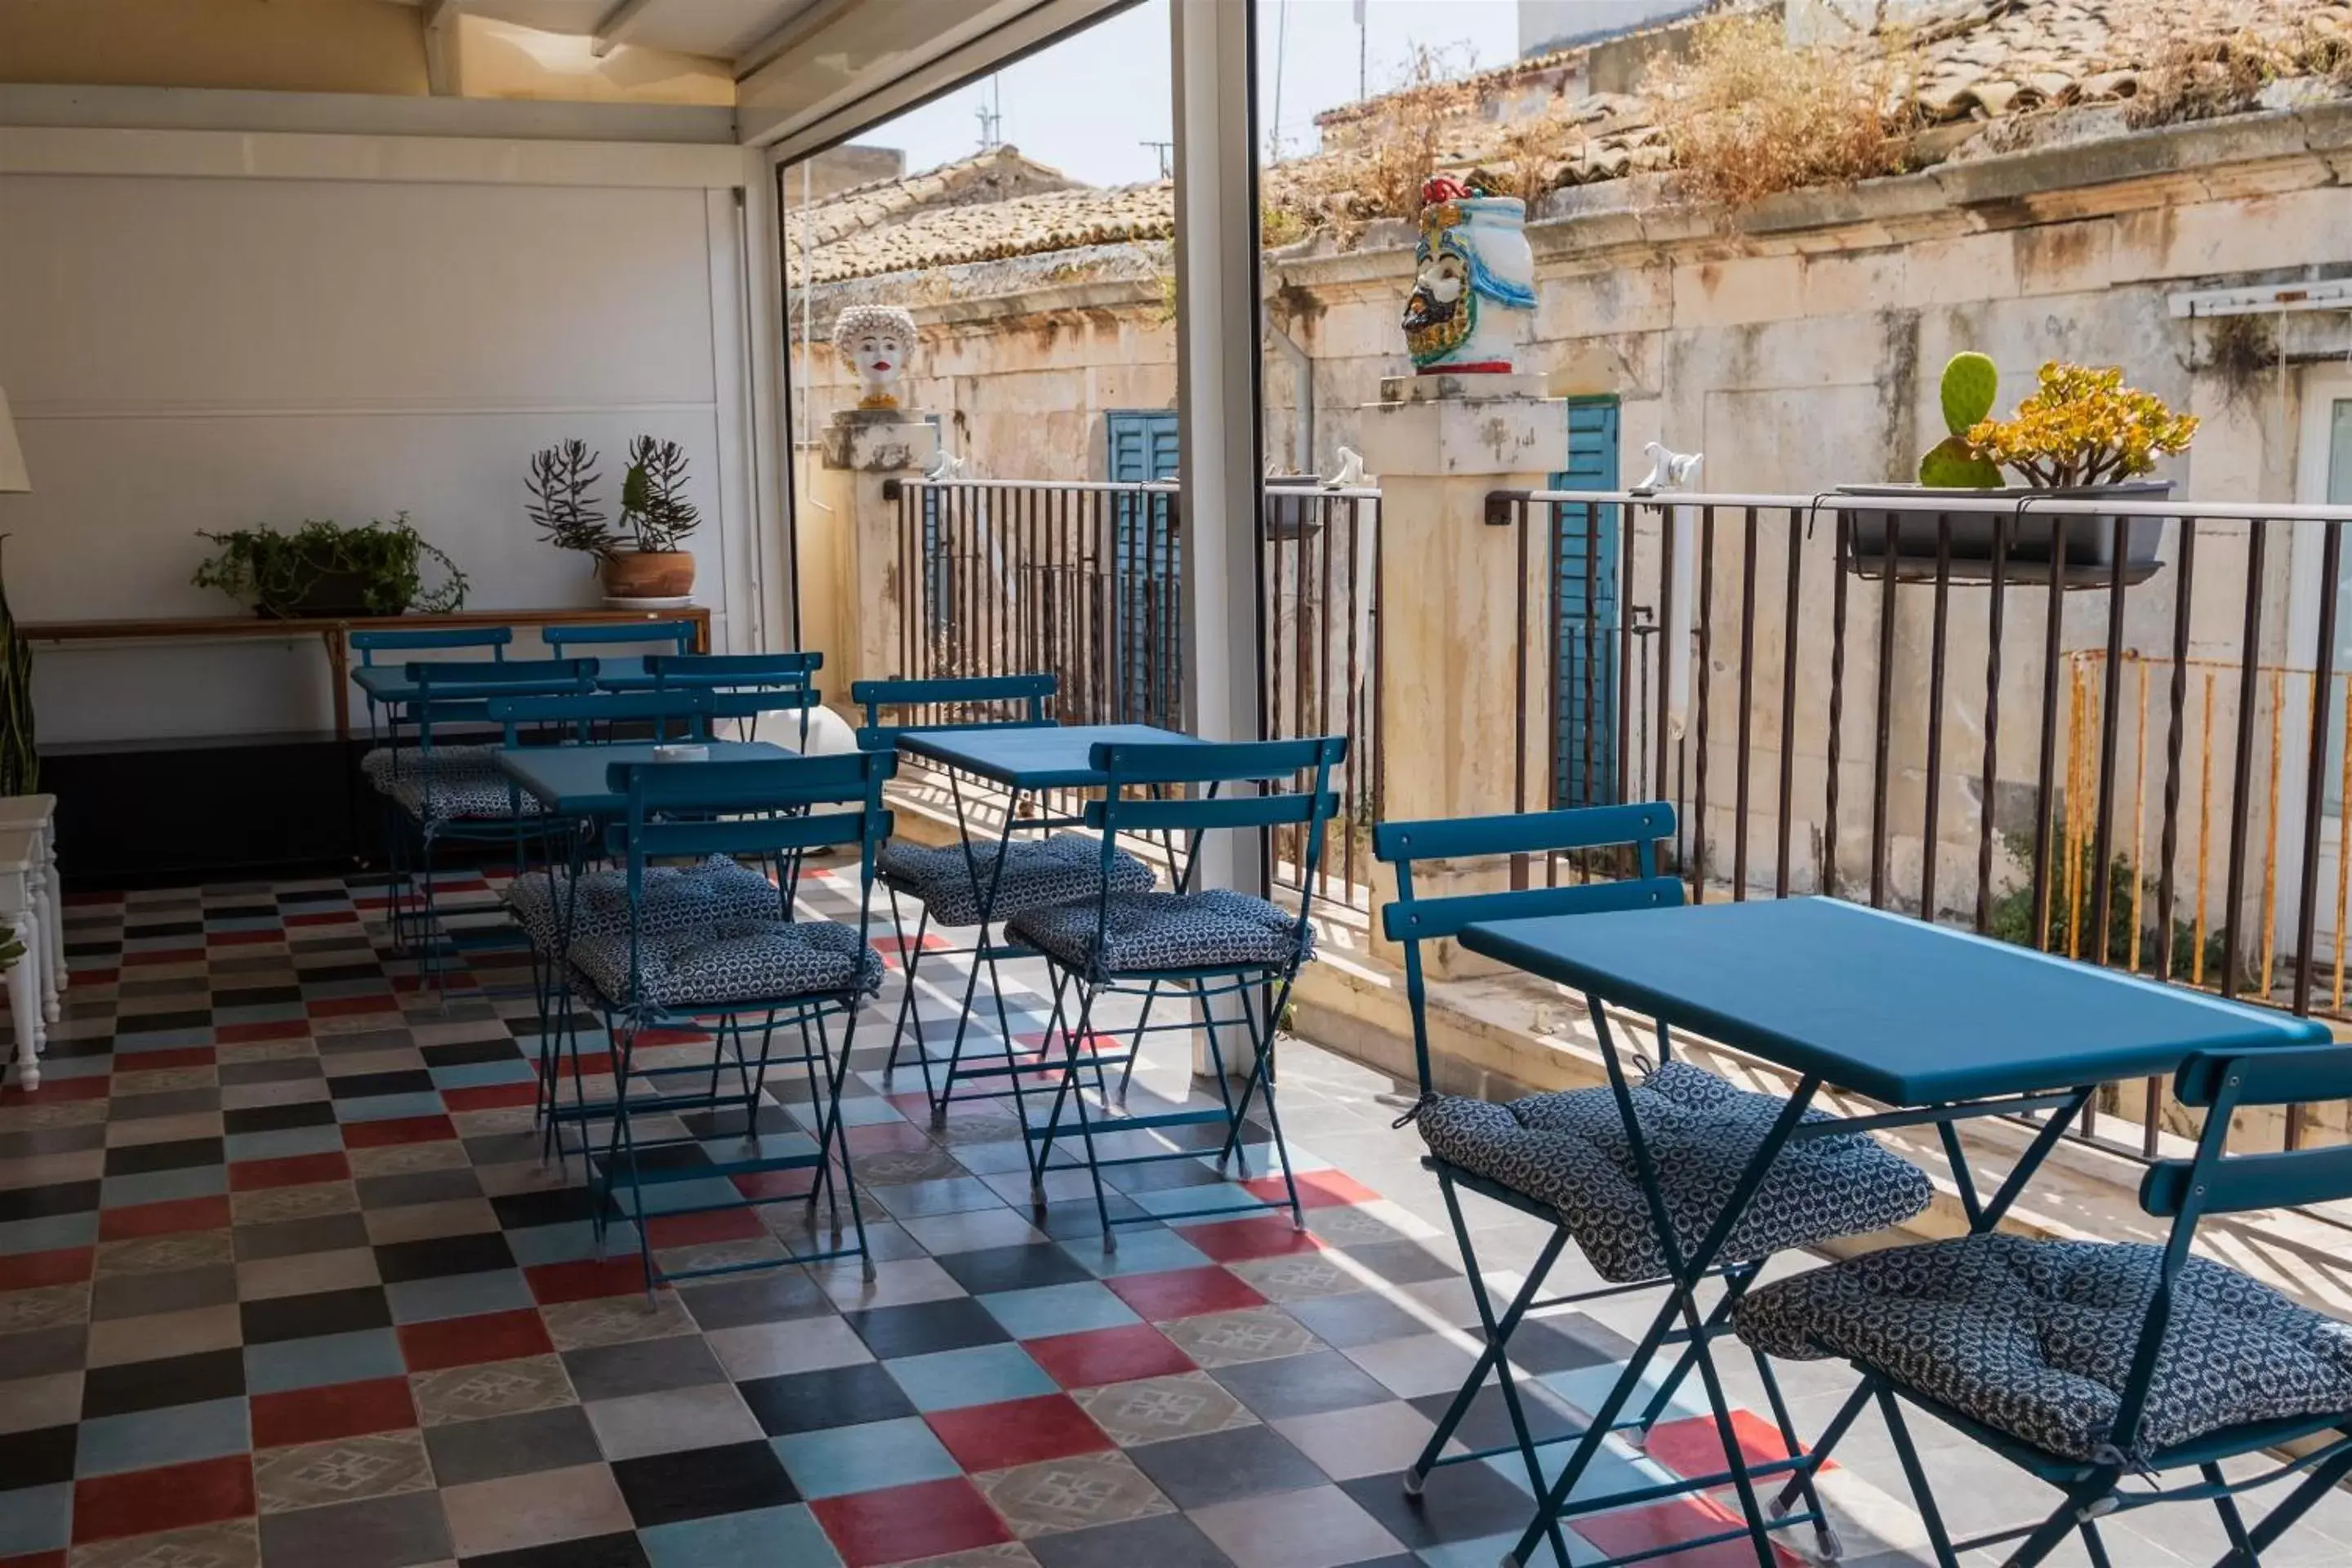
[390,0,831,71]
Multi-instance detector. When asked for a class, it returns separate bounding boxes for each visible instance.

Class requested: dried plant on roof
[2127,4,2352,127]
[1644,13,1918,209]
[1263,44,1476,242]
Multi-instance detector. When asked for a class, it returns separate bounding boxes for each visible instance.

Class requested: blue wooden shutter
[1106,412,1183,721]
[1552,399,1622,808]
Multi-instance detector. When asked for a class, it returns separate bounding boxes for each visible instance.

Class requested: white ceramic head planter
[833,305,918,412]
[1402,177,1537,375]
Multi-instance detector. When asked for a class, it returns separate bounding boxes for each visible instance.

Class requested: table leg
[325,630,351,740]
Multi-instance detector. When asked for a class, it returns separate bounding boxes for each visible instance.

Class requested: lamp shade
[0,387,27,493]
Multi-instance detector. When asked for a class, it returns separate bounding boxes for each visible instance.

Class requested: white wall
[0,114,770,744]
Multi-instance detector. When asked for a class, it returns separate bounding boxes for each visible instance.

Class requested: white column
[1170,0,1266,1076]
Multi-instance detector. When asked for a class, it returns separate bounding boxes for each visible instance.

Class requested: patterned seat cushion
[504,855,782,954]
[359,744,498,792]
[387,769,543,824]
[1413,1061,1931,1285]
[876,833,1156,928]
[1006,889,1313,975]
[1735,1234,2352,1463]
[568,919,884,1009]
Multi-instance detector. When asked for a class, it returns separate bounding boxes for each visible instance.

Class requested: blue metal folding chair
[1739,1043,2352,1568]
[571,752,896,1291]
[351,625,512,784]
[1012,735,1345,1247]
[853,675,1156,1123]
[645,651,822,747]
[380,657,598,981]
[1374,804,1933,1566]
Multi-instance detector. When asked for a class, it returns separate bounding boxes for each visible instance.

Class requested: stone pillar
[1356,373,1568,977]
[820,409,937,691]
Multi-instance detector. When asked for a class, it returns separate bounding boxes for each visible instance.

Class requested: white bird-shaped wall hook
[924,451,966,483]
[1631,441,1703,494]
[1321,446,1368,490]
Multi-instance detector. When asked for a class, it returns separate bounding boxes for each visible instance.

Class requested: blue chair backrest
[648,653,823,728]
[2106,1044,2352,1454]
[543,621,697,655]
[1372,803,1682,1095]
[851,674,1054,751]
[1077,737,1347,971]
[487,689,715,746]
[404,659,599,745]
[353,626,510,664]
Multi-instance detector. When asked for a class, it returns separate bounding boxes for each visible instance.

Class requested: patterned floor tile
[974,1449,1175,1540]
[1068,1373,1258,1448]
[251,1428,434,1513]
[1154,1307,1322,1369]
[408,1355,577,1426]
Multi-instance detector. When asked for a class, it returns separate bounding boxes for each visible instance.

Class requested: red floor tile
[120,1046,216,1071]
[842,1120,937,1156]
[733,1168,820,1201]
[442,1082,537,1112]
[392,971,475,995]
[645,1207,767,1248]
[98,1195,232,1241]
[810,1476,1013,1568]
[1641,1410,1824,1486]
[525,1258,651,1305]
[1250,1169,1383,1209]
[633,1027,712,1046]
[1103,1266,1267,1321]
[122,948,204,968]
[397,1307,554,1372]
[341,1114,457,1149]
[1024,1323,1197,1389]
[1569,1496,1806,1567]
[925,1392,1114,1472]
[1174,1214,1326,1263]
[284,911,359,926]
[0,1551,67,1568]
[0,1246,93,1290]
[250,1375,416,1448]
[72,1454,254,1544]
[0,1076,112,1106]
[307,994,398,1019]
[65,890,122,907]
[207,929,283,947]
[229,1151,351,1191]
[65,968,118,987]
[215,1019,312,1045]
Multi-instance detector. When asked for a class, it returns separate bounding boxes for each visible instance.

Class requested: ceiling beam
[590,0,663,58]
[422,0,466,96]
[733,0,850,80]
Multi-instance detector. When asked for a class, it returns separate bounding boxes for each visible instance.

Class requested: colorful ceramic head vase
[1404,176,1537,374]
[832,305,918,411]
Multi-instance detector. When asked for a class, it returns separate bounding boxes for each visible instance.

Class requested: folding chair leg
[1876,1387,1961,1568]
[2225,1440,2352,1566]
[1114,978,1160,1104]
[810,1005,875,1282]
[2202,1463,2257,1566]
[1775,1380,1875,1517]
[1751,1337,1842,1563]
[1663,1282,1781,1568]
[1234,983,1305,1229]
[1056,983,1119,1250]
[2000,1468,2123,1568]
[2078,1520,2116,1568]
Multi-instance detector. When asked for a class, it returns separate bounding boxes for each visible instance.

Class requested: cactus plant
[1920,352,2003,488]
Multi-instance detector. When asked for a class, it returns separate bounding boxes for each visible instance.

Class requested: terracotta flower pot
[601,550,695,600]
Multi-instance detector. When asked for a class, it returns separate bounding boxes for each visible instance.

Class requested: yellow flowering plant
[1964,362,2199,490]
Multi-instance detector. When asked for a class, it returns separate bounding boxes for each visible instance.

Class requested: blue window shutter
[1104,412,1183,720]
[1551,399,1622,808]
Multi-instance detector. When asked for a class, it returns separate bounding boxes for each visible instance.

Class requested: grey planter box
[1836,480,2173,588]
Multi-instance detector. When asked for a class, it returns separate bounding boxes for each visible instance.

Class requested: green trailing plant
[0,540,34,799]
[618,437,700,554]
[526,440,616,564]
[191,514,467,618]
[1982,829,2227,982]
[1918,352,2003,488]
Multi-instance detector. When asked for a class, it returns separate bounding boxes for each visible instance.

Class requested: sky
[854,0,1522,189]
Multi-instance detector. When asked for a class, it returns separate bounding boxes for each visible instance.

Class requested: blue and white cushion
[877,833,1155,928]
[568,919,884,1009]
[504,855,783,954]
[1412,1061,1932,1285]
[388,769,543,824]
[359,743,499,793]
[1006,889,1314,976]
[1735,1233,2352,1463]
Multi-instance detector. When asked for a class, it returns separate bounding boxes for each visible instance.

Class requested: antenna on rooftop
[1141,140,1173,180]
[976,76,1004,152]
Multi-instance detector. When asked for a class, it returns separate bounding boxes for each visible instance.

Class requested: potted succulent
[192,514,467,618]
[1841,357,2198,586]
[526,436,702,604]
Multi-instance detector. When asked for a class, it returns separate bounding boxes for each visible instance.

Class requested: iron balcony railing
[1489,486,2352,1165]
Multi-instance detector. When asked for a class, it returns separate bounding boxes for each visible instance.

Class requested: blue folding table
[1455,895,2326,1568]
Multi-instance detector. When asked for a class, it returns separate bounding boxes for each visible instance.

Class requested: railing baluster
[1825,508,1846,898]
[2222,523,2268,1000]
[2088,516,2132,968]
[2289,519,2344,1150]
[1775,507,1802,898]
[1870,514,1898,909]
[1693,506,1716,903]
[1922,514,1952,924]
[1976,514,2008,932]
[2031,514,2069,951]
[1734,508,1757,900]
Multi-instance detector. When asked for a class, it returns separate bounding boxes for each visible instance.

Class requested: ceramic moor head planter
[1402,176,1537,375]
[832,305,918,412]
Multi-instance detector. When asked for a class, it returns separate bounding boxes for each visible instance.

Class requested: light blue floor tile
[1057,1224,1210,1279]
[243,1327,407,1394]
[977,1281,1141,1339]
[386,1268,535,1324]
[639,1503,841,1568]
[225,1124,347,1162]
[0,1482,70,1557]
[336,1091,449,1123]
[1419,1529,1586,1566]
[884,1343,1056,1412]
[1539,1362,1713,1429]
[76,1396,252,1477]
[506,1218,639,1266]
[625,1177,746,1217]
[770,1415,961,1499]
[32,1054,114,1081]
[429,1059,536,1089]
[0,1212,98,1256]
[101,1165,228,1207]
[110,1027,215,1051]
[1131,1183,1263,1218]
[213,1001,310,1024]
[896,1208,1045,1255]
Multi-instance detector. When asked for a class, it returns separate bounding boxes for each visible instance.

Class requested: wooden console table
[20,606,713,739]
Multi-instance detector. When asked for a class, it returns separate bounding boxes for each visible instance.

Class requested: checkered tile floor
[7,871,2352,1568]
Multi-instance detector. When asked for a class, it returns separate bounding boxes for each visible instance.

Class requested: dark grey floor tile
[424,1405,604,1486]
[1213,1349,1394,1420]
[257,1490,453,1568]
[1125,1423,1328,1509]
